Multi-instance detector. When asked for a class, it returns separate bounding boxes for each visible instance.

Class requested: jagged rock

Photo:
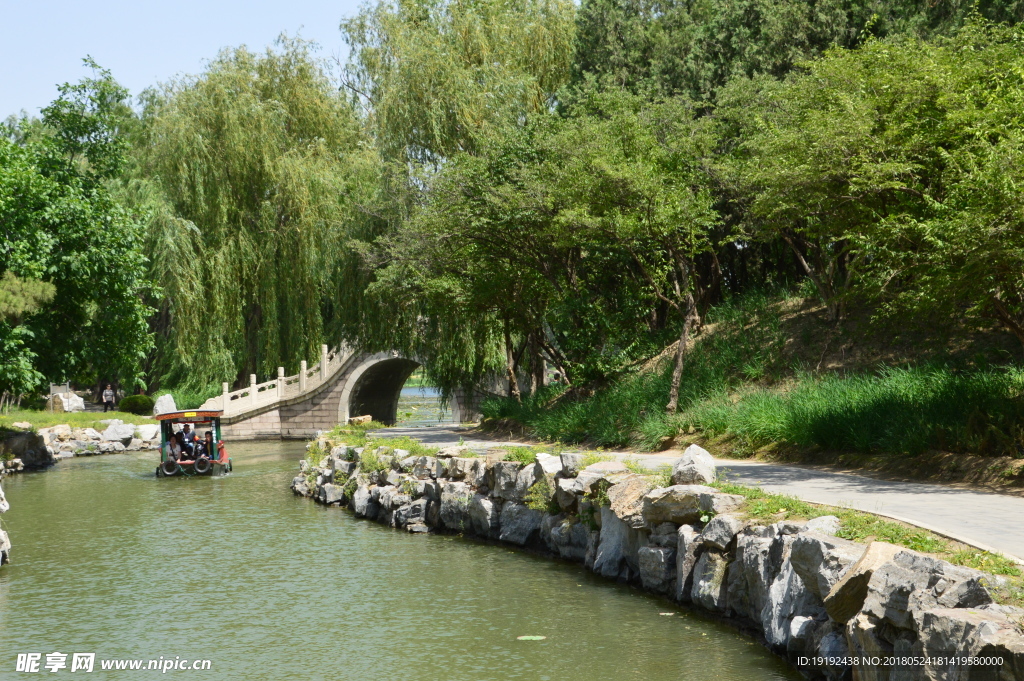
[514,463,544,499]
[674,525,701,602]
[467,458,489,488]
[101,423,136,446]
[41,424,72,441]
[469,494,501,538]
[649,522,678,548]
[352,485,373,517]
[395,499,428,528]
[153,394,176,415]
[398,456,417,472]
[126,438,143,451]
[554,478,578,511]
[774,521,806,535]
[692,550,730,612]
[492,461,523,500]
[700,514,744,551]
[291,475,310,496]
[439,456,476,481]
[412,456,436,479]
[790,531,866,601]
[135,424,159,441]
[379,487,412,511]
[330,444,350,459]
[11,421,31,429]
[543,515,591,561]
[642,485,743,524]
[671,444,717,485]
[384,470,402,487]
[439,482,472,530]
[911,607,1024,679]
[560,452,584,477]
[823,541,906,624]
[436,445,470,458]
[845,613,893,681]
[320,483,344,505]
[498,502,543,545]
[583,460,628,476]
[805,515,841,536]
[535,453,562,475]
[592,506,644,581]
[762,538,826,649]
[0,528,9,565]
[421,480,441,501]
[861,551,994,631]
[607,475,655,529]
[638,546,676,594]
[0,483,7,513]
[1,432,53,469]
[349,415,372,425]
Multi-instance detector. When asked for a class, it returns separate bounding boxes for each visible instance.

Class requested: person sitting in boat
[180,424,197,456]
[204,431,216,459]
[164,432,183,461]
[193,435,207,460]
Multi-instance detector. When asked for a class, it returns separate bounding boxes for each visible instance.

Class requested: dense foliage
[0,62,151,403]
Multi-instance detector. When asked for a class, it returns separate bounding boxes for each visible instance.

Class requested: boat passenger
[164,432,183,461]
[204,431,216,459]
[180,424,196,455]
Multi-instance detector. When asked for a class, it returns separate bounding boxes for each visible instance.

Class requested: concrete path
[374,425,1024,562]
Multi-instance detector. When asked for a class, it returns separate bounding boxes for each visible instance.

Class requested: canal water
[395,386,454,428]
[0,443,799,680]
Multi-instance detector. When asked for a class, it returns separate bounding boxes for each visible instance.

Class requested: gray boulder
[823,541,906,624]
[638,546,676,594]
[642,485,743,525]
[674,525,700,602]
[498,502,544,545]
[514,462,544,499]
[352,485,375,518]
[591,506,644,581]
[0,482,7,513]
[554,477,578,511]
[535,453,562,475]
[291,475,310,496]
[804,515,841,536]
[82,427,103,441]
[320,483,344,505]
[411,456,436,479]
[0,528,9,565]
[469,494,501,538]
[153,393,177,415]
[101,423,136,446]
[790,531,866,601]
[700,514,744,551]
[691,550,730,612]
[439,482,473,531]
[560,452,584,477]
[912,607,1024,678]
[543,516,591,561]
[0,432,54,469]
[670,444,716,485]
[135,424,160,442]
[607,475,655,529]
[761,540,826,649]
[491,461,523,500]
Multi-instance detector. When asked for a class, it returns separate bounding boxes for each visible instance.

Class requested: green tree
[131,40,380,390]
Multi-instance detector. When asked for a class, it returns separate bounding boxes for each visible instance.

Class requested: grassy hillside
[481,290,1024,487]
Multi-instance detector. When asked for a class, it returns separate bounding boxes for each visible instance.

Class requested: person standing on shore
[102,385,115,412]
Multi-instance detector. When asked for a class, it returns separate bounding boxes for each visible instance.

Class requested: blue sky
[1,0,365,119]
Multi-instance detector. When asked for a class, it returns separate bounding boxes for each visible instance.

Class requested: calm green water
[0,442,799,681]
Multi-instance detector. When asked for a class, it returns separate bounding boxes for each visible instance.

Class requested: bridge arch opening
[343,356,420,426]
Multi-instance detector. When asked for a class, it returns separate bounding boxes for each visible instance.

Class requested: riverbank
[1,420,161,475]
[293,430,1024,680]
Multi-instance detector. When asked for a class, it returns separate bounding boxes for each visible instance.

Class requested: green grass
[0,408,155,431]
[481,291,787,449]
[682,366,1024,458]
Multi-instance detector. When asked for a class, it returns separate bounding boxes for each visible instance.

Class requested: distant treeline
[4,0,1024,406]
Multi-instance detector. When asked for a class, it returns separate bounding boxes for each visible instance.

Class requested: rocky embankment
[293,437,1024,680]
[1,421,161,475]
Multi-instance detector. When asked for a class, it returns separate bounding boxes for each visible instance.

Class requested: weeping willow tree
[336,0,577,399]
[342,0,576,164]
[129,40,380,391]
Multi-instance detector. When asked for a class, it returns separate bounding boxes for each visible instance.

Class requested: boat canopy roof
[153,410,223,423]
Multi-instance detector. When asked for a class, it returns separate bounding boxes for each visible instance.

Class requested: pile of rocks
[293,440,1024,680]
[3,421,161,474]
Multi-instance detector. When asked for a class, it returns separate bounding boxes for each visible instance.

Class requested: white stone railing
[199,345,353,417]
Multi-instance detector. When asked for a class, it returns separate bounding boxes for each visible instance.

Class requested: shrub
[118,395,155,415]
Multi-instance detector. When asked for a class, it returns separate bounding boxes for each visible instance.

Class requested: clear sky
[0,0,366,119]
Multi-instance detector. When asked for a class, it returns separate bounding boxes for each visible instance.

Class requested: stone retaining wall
[292,438,1024,681]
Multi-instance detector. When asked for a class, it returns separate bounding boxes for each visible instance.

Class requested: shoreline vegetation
[480,291,1024,491]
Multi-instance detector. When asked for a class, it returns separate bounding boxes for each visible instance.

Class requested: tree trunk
[503,321,521,403]
[666,292,697,414]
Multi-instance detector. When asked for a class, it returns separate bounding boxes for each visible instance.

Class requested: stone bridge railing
[200,345,354,418]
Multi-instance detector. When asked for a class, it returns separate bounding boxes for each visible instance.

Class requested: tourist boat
[153,410,233,477]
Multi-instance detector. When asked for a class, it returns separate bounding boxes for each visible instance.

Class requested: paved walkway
[374,425,1024,562]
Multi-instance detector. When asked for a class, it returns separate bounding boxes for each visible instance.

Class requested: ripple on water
[0,442,799,681]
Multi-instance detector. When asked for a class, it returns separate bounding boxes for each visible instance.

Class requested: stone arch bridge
[201,346,488,440]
